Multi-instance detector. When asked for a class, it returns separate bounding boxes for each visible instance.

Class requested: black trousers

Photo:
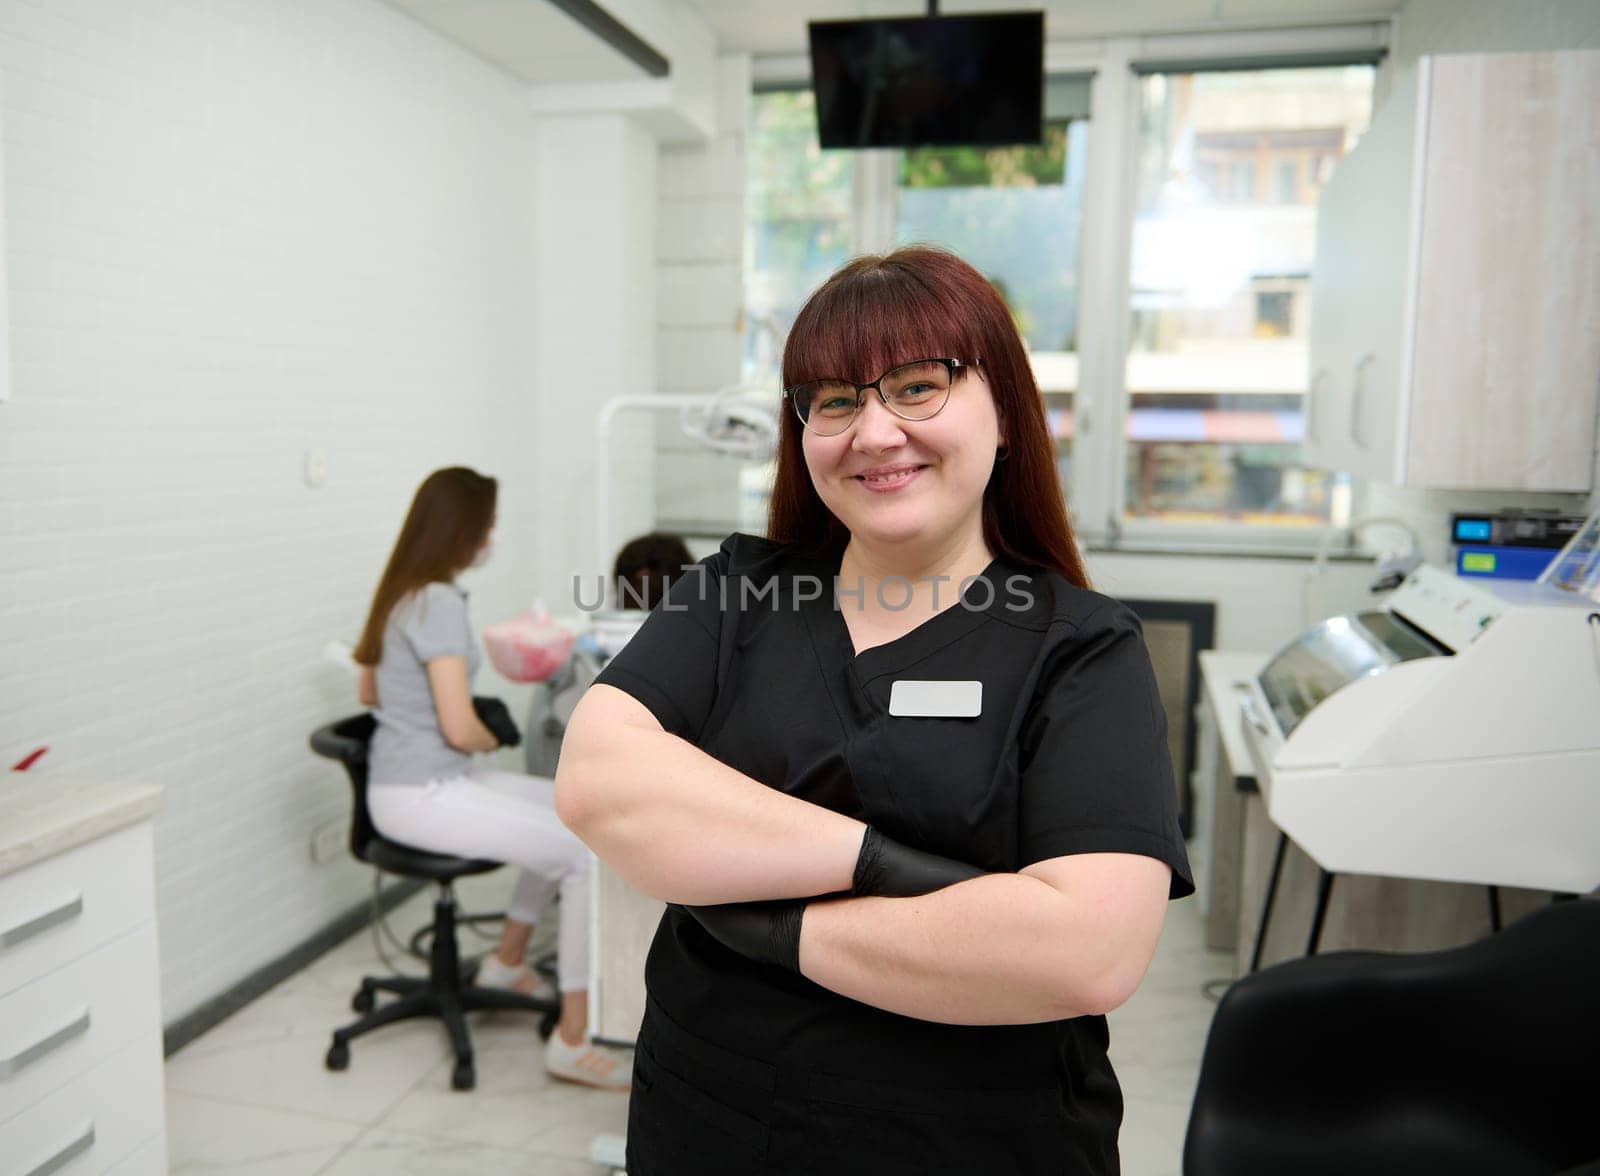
[625,1001,1106,1176]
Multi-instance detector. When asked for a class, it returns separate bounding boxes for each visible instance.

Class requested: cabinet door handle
[0,1007,91,1079]
[1,893,84,951]
[1350,353,1375,449]
[24,1122,95,1176]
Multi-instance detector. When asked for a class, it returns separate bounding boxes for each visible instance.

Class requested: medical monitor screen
[808,13,1044,149]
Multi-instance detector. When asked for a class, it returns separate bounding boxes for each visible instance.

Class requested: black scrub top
[595,533,1193,1175]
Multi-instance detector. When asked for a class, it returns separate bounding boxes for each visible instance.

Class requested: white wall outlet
[310,818,348,864]
[304,448,328,487]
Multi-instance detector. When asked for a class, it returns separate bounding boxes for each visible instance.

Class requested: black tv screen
[808,12,1044,149]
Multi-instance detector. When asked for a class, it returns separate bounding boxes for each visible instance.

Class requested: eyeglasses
[784,358,977,437]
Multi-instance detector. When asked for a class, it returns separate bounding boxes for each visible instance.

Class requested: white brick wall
[653,54,754,538]
[530,111,658,606]
[0,0,544,1022]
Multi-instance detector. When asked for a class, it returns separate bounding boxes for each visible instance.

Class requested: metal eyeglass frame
[783,358,980,437]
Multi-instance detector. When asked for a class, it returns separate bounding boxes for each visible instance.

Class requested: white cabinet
[0,805,165,1174]
[1306,50,1600,492]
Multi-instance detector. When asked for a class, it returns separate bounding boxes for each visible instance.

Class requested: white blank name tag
[888,680,982,718]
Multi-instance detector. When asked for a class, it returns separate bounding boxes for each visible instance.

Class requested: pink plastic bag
[483,602,575,683]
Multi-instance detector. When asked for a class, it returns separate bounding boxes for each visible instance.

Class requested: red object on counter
[10,748,48,771]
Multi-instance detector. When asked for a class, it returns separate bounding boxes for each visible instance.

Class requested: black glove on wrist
[679,900,806,973]
[472,696,522,748]
[852,826,984,898]
[674,830,980,973]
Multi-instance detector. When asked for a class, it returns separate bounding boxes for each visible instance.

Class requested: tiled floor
[165,873,1231,1174]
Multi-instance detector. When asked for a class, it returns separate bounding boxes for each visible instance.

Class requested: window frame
[748,21,1393,556]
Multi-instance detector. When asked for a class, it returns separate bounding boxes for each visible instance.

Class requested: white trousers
[367,768,589,993]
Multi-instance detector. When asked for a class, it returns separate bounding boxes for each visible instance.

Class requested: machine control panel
[1387,565,1505,652]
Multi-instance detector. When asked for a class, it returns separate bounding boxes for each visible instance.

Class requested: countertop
[1199,650,1269,787]
[0,774,163,878]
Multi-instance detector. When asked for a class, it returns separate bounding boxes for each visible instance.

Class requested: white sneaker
[545,1034,633,1091]
[474,955,557,1001]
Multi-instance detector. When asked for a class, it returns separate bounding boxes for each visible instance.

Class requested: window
[1254,288,1294,337]
[744,89,855,391]
[742,34,1384,551]
[1124,66,1373,527]
[745,78,1090,491]
[892,89,1089,490]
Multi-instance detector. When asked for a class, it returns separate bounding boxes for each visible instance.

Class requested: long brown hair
[352,467,497,666]
[768,246,1089,588]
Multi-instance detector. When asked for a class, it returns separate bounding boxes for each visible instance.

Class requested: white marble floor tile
[173,970,363,1059]
[1108,895,1231,1176]
[164,1092,364,1175]
[1109,997,1217,1070]
[167,864,1223,1176]
[300,914,424,988]
[374,1028,630,1157]
[317,1127,603,1175]
[164,869,582,1147]
[165,1004,448,1124]
[1119,1097,1190,1176]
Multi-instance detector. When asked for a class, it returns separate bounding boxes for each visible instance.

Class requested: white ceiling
[684,0,1403,58]
[382,0,1404,85]
[382,0,649,84]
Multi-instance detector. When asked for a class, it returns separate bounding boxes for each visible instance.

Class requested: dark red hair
[768,246,1089,588]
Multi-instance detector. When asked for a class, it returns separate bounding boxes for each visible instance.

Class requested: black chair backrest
[1184,898,1600,1176]
[309,713,379,864]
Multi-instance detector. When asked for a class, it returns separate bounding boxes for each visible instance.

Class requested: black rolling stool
[310,713,561,1091]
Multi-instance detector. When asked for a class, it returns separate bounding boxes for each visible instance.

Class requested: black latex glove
[679,900,806,973]
[851,827,984,897]
[679,830,982,973]
[472,696,522,749]
[677,829,980,973]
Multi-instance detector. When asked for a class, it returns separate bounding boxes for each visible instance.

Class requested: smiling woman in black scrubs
[555,246,1193,1175]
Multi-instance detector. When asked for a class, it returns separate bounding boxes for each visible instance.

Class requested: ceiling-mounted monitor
[808,12,1044,149]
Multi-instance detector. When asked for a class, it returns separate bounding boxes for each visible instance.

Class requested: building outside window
[1124,65,1374,527]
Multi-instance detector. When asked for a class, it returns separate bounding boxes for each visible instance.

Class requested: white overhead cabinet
[1306,50,1600,492]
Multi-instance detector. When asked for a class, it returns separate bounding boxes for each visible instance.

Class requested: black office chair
[1184,897,1600,1176]
[310,713,561,1091]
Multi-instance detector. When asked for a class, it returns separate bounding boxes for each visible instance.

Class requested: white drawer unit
[0,826,155,1001]
[101,1133,167,1176]
[0,1033,165,1176]
[0,779,164,1174]
[0,925,162,1118]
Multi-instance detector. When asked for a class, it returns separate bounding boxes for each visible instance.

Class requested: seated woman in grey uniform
[352,466,630,1090]
[556,246,1194,1174]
